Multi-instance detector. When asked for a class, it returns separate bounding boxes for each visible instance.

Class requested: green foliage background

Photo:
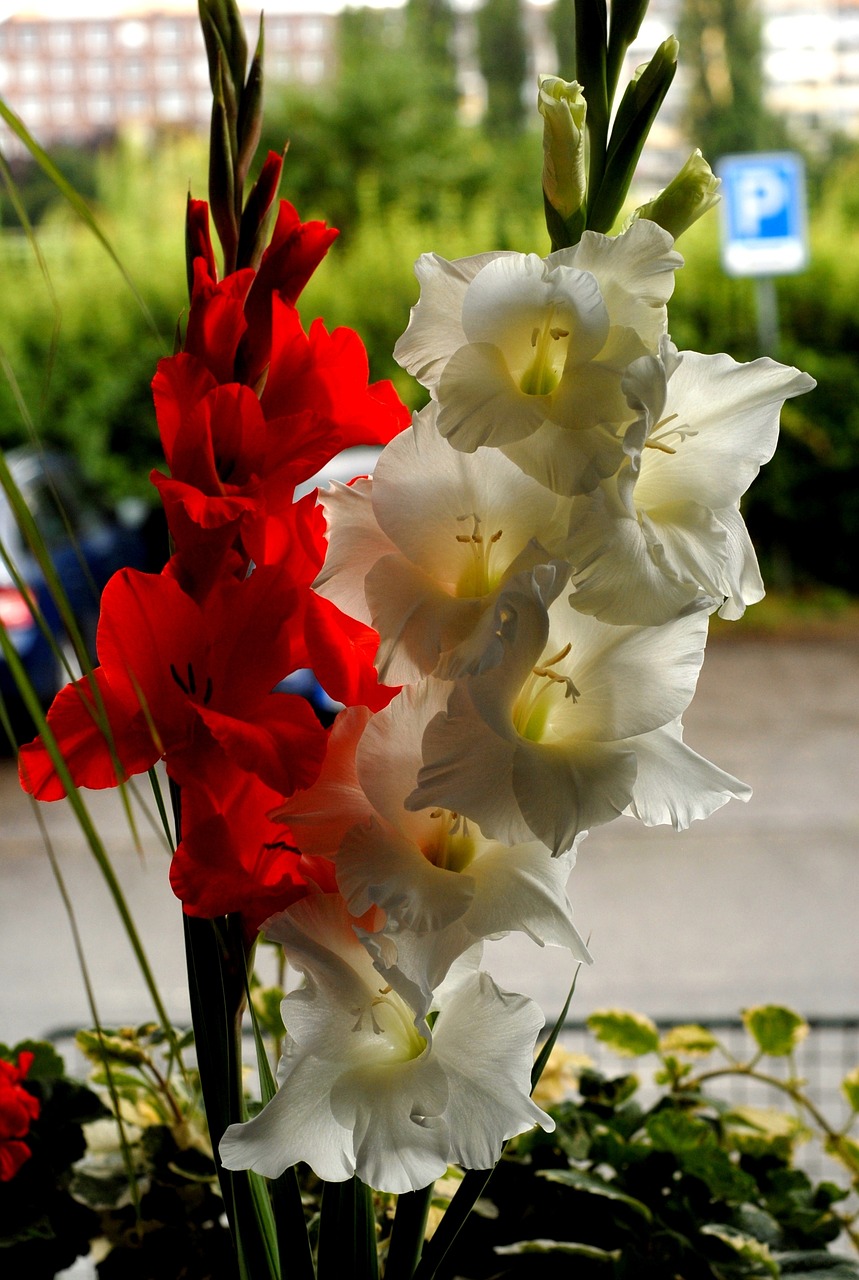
[1,56,858,595]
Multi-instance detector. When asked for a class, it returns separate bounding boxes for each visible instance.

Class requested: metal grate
[558,1016,859,1188]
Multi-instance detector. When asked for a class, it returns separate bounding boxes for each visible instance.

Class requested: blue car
[0,448,146,725]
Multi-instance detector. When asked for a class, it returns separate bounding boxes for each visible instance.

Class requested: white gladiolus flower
[565,340,817,624]
[407,590,749,857]
[219,893,553,1193]
[313,403,568,685]
[393,219,683,495]
[276,680,590,1019]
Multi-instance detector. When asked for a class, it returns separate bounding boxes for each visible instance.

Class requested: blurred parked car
[0,447,146,726]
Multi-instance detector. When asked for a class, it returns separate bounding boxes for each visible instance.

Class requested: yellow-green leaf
[587,1009,659,1057]
[841,1066,859,1112]
[659,1024,718,1058]
[742,1004,809,1056]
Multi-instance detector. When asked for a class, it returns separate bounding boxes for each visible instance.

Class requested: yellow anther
[531,327,540,347]
[549,326,570,340]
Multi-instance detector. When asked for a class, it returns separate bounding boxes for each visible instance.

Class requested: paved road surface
[1,637,857,1045]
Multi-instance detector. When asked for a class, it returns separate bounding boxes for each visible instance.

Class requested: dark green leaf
[539,1167,653,1221]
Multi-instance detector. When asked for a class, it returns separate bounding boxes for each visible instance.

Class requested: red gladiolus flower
[18,565,327,803]
[0,1051,40,1182]
[169,776,337,936]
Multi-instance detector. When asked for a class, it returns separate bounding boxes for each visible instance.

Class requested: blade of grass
[243,960,314,1279]
[4,627,179,1056]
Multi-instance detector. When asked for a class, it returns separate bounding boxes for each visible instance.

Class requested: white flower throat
[426,807,475,874]
[351,984,427,1061]
[513,643,580,742]
[455,513,503,597]
[520,316,570,397]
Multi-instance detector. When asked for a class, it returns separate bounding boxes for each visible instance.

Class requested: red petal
[17,670,160,801]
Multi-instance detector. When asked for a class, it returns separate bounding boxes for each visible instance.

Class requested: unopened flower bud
[626,149,721,240]
[537,75,587,221]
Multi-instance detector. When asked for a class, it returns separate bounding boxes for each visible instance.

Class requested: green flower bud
[626,149,721,240]
[537,75,588,221]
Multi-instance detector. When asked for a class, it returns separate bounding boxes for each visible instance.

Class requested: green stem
[317,1177,379,1280]
[386,1186,434,1279]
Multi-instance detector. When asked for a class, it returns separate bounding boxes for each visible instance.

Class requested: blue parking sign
[716,152,808,277]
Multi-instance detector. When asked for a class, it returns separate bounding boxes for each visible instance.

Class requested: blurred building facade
[0,1,857,168]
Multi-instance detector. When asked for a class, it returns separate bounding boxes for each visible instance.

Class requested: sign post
[715,152,809,356]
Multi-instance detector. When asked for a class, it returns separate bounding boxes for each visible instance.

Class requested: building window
[53,61,76,87]
[18,60,42,87]
[15,25,40,53]
[85,26,111,53]
[160,89,190,121]
[123,59,147,83]
[49,25,74,52]
[123,91,149,117]
[19,97,44,125]
[156,58,183,85]
[298,54,324,82]
[154,21,182,49]
[87,93,114,124]
[301,18,326,46]
[87,61,112,86]
[53,96,77,123]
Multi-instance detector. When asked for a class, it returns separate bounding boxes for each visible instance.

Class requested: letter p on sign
[717,152,808,277]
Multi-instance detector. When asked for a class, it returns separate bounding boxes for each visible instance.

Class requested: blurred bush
[1,87,857,595]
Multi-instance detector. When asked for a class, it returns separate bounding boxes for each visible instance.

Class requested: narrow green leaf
[387,1186,434,1280]
[236,15,265,196]
[318,1177,378,1280]
[606,0,650,104]
[588,37,678,232]
[532,962,582,1089]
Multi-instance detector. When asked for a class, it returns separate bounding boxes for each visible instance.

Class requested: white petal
[372,404,562,583]
[636,349,816,510]
[365,553,482,684]
[713,505,765,619]
[433,970,554,1169]
[393,250,509,390]
[625,718,752,828]
[337,816,476,934]
[437,342,549,451]
[219,1056,354,1182]
[544,605,709,742]
[357,680,451,838]
[512,736,638,854]
[408,692,532,847]
[501,417,625,497]
[330,1056,450,1194]
[567,486,706,625]
[313,477,393,626]
[554,219,682,348]
[467,841,591,959]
